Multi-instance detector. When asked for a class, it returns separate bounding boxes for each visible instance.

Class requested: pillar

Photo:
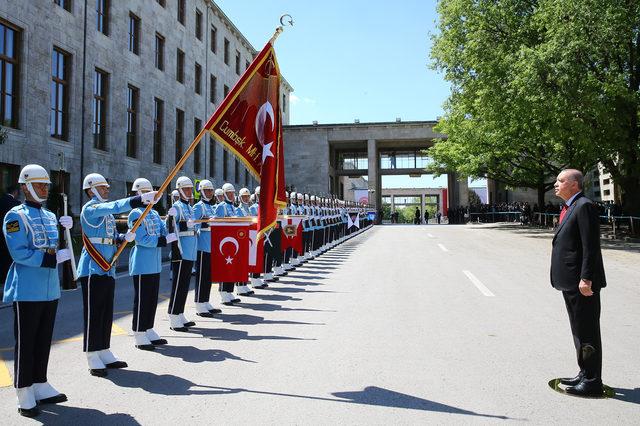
[367,139,380,209]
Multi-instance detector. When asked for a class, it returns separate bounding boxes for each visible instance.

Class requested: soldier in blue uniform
[192,179,222,318]
[3,165,72,417]
[235,188,254,296]
[78,172,158,377]
[248,187,267,290]
[166,176,198,331]
[214,183,242,305]
[127,178,177,350]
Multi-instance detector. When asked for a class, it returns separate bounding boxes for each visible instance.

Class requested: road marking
[463,270,495,297]
[0,354,12,387]
[437,243,449,252]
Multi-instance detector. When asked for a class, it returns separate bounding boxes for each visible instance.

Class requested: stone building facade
[0,0,292,212]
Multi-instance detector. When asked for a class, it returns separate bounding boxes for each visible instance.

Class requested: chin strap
[91,187,106,202]
[26,183,46,203]
[178,188,194,200]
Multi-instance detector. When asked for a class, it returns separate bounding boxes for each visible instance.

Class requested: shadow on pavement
[244,293,303,302]
[267,287,341,294]
[152,345,255,363]
[186,327,316,342]
[35,405,141,425]
[236,302,331,312]
[217,313,325,326]
[612,387,640,404]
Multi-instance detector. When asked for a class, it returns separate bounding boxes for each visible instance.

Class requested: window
[594,191,601,197]
[177,0,185,25]
[235,51,240,75]
[244,169,249,186]
[209,136,216,176]
[156,0,165,6]
[155,33,164,70]
[234,159,239,182]
[153,98,163,164]
[92,69,108,150]
[224,38,229,65]
[223,149,228,180]
[176,49,184,83]
[245,60,250,71]
[603,178,610,185]
[96,0,109,35]
[282,93,286,113]
[195,9,203,40]
[51,48,70,140]
[0,21,20,128]
[210,25,217,53]
[128,13,140,55]
[126,85,138,158]
[54,0,72,12]
[603,189,611,196]
[175,109,184,164]
[194,62,201,94]
[223,85,229,98]
[209,74,217,103]
[194,118,202,173]
[338,152,368,170]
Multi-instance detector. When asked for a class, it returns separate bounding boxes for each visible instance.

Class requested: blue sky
[215,0,449,125]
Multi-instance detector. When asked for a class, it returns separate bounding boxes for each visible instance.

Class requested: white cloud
[289,94,316,105]
[290,94,300,104]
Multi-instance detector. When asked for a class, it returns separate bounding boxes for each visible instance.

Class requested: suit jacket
[550,193,606,291]
[0,193,21,265]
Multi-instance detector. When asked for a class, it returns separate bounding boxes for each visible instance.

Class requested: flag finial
[271,14,294,44]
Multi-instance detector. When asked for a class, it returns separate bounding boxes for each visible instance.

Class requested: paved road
[1,224,639,424]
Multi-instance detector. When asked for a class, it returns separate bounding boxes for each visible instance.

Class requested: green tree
[430,0,640,212]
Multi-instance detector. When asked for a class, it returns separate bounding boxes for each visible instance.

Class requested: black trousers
[80,275,115,352]
[12,300,58,388]
[264,228,281,272]
[195,251,213,303]
[220,282,235,292]
[132,274,160,332]
[168,260,193,315]
[284,247,292,264]
[562,289,602,380]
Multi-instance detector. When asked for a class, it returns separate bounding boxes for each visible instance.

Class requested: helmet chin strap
[91,186,106,202]
[224,193,234,203]
[202,193,211,202]
[26,183,46,203]
[178,188,193,200]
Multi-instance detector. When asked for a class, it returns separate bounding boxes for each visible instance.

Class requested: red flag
[210,223,250,282]
[206,41,286,241]
[280,217,303,253]
[248,223,264,274]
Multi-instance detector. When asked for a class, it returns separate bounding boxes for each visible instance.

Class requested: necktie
[559,204,568,224]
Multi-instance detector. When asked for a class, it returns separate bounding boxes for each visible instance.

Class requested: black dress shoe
[231,298,241,303]
[566,379,604,397]
[135,344,156,351]
[208,308,222,314]
[238,291,254,296]
[151,338,168,345]
[105,361,128,369]
[267,277,279,282]
[170,326,189,332]
[560,373,584,386]
[254,284,267,289]
[196,312,215,318]
[89,368,108,377]
[280,271,288,276]
[183,321,196,327]
[222,301,235,306]
[37,393,68,405]
[18,407,40,417]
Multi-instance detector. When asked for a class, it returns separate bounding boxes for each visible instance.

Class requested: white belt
[88,237,114,245]
[178,231,195,237]
[199,228,211,232]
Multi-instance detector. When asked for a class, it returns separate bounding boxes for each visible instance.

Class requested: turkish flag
[248,223,264,274]
[210,223,250,282]
[206,41,286,242]
[280,217,303,253]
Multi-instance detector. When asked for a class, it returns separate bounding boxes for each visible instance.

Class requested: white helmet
[83,173,109,201]
[290,192,297,200]
[198,179,214,201]
[171,190,180,202]
[250,194,256,203]
[254,186,260,196]
[176,176,193,200]
[304,193,309,201]
[297,193,304,201]
[214,188,224,197]
[131,178,153,194]
[222,183,235,202]
[239,187,250,204]
[19,164,51,203]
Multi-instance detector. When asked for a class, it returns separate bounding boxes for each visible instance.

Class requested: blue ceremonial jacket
[214,201,237,218]
[127,208,167,275]
[237,203,251,217]
[2,202,60,302]
[249,202,259,216]
[78,196,142,278]
[193,199,215,253]
[167,198,197,261]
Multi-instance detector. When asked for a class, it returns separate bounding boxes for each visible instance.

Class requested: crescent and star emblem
[255,102,275,164]
[219,236,239,264]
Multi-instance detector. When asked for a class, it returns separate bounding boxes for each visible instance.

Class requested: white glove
[167,207,178,217]
[166,233,178,243]
[56,249,71,264]
[124,231,136,242]
[141,191,159,205]
[58,215,73,229]
[187,219,195,228]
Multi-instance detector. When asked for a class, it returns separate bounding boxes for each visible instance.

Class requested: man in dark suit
[551,169,606,396]
[1,185,21,295]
